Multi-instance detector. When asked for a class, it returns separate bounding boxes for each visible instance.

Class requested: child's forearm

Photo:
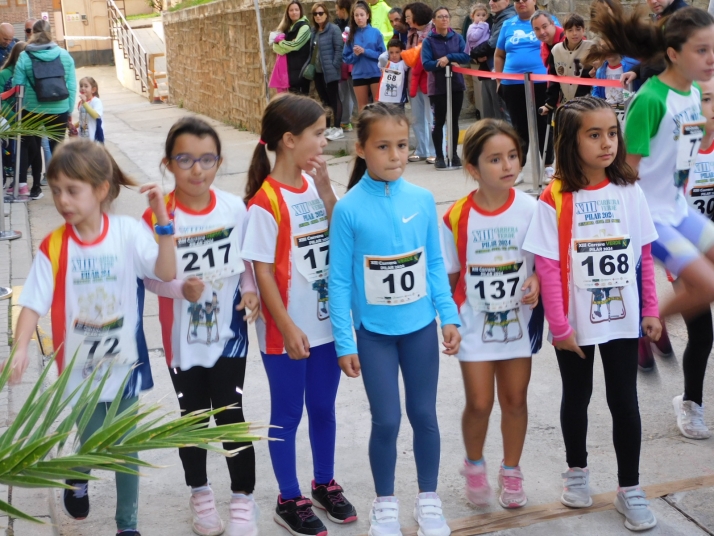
[535,255,573,341]
[81,101,100,119]
[154,235,177,282]
[144,277,185,299]
[13,308,40,352]
[240,261,257,295]
[254,261,294,333]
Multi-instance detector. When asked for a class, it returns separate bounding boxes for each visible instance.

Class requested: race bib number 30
[689,186,714,217]
[177,226,245,282]
[294,229,329,282]
[364,248,427,305]
[677,123,705,171]
[572,237,635,289]
[467,261,526,312]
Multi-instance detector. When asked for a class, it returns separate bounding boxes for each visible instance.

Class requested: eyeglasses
[435,15,451,20]
[24,28,32,34]
[313,11,326,16]
[171,154,220,170]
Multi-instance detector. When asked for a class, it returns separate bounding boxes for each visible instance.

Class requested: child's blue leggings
[356,320,441,496]
[261,341,341,499]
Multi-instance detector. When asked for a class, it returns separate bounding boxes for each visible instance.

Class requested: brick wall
[164,0,711,133]
[0,0,54,31]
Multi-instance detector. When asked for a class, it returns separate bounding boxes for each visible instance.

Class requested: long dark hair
[347,102,410,190]
[553,96,637,192]
[245,94,326,203]
[348,1,371,43]
[278,0,304,33]
[462,119,522,173]
[588,3,714,66]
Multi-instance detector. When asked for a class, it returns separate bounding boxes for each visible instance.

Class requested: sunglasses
[314,11,326,16]
[24,28,32,34]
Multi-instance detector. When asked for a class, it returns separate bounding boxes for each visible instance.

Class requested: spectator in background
[404,2,436,163]
[335,0,357,131]
[531,10,563,68]
[469,0,514,120]
[367,0,393,46]
[388,7,409,46]
[0,23,17,66]
[24,19,35,41]
[461,4,491,117]
[273,1,312,95]
[343,1,385,109]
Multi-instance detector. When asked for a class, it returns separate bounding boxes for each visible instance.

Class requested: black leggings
[314,73,342,129]
[19,112,67,187]
[430,91,463,159]
[683,309,712,406]
[500,83,553,166]
[169,356,256,493]
[556,338,641,487]
[289,79,311,96]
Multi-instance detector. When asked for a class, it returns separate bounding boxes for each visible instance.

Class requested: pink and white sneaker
[226,494,258,536]
[190,487,225,536]
[459,460,492,506]
[498,465,527,509]
[18,183,29,197]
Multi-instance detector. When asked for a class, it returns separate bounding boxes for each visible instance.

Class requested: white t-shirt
[242,174,334,354]
[19,214,159,402]
[686,141,714,221]
[378,60,406,104]
[441,189,543,361]
[78,97,104,142]
[604,64,624,105]
[523,181,658,346]
[625,77,704,226]
[142,188,249,370]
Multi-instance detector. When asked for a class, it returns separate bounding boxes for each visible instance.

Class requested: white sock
[191,484,210,494]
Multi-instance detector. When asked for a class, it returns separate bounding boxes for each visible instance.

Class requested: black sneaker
[274,495,327,535]
[434,157,447,169]
[63,479,89,520]
[116,531,141,536]
[311,480,357,524]
[30,187,44,200]
[451,154,462,168]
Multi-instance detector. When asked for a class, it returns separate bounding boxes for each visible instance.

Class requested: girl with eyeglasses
[310,2,346,140]
[142,117,261,536]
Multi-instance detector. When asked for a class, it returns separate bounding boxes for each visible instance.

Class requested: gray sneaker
[614,487,657,531]
[561,467,592,508]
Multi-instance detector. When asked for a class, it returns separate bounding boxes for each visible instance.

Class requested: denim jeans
[410,89,436,157]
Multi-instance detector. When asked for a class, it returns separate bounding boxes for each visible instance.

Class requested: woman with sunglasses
[311,3,346,140]
[142,117,261,536]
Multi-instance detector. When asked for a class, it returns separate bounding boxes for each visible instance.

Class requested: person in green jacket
[12,19,76,199]
[273,2,313,95]
[368,0,394,46]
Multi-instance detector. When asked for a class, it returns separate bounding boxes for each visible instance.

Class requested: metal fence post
[523,73,542,195]
[7,86,28,203]
[438,65,461,171]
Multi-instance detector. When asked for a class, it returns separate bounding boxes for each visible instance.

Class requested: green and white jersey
[625,77,704,226]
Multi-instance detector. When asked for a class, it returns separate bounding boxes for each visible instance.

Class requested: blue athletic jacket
[342,25,386,80]
[592,57,640,99]
[329,172,460,357]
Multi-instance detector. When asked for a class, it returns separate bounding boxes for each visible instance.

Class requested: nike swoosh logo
[402,213,418,223]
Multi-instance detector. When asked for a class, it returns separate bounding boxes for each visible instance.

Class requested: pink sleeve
[144,278,185,300]
[534,255,573,342]
[640,243,659,318]
[240,261,258,295]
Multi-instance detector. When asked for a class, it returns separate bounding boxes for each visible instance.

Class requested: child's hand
[642,316,662,342]
[182,276,205,303]
[442,324,461,355]
[1,346,30,385]
[140,183,170,226]
[305,155,330,188]
[522,274,540,309]
[282,324,310,360]
[339,354,361,377]
[554,331,586,359]
[79,93,87,103]
[236,292,262,323]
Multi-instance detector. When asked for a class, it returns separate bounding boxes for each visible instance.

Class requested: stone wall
[164,0,710,133]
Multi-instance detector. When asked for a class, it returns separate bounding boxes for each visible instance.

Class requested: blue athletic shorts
[651,206,714,276]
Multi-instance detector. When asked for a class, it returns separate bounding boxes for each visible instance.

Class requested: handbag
[303,63,316,81]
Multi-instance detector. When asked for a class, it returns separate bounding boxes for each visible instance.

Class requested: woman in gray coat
[311,2,345,140]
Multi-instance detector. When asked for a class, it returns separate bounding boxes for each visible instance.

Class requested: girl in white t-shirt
[4,139,176,536]
[441,119,542,510]
[523,96,661,532]
[241,93,356,536]
[76,76,104,143]
[141,117,261,536]
[590,4,714,441]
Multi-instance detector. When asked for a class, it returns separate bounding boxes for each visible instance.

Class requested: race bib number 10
[177,226,245,282]
[364,248,427,305]
[572,236,635,289]
[466,260,526,312]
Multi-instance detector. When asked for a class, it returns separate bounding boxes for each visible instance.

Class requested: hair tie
[259,139,267,145]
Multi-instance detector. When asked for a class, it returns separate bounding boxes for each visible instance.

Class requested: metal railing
[107,0,149,92]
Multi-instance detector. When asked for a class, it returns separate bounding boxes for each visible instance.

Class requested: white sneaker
[190,487,226,536]
[544,166,555,184]
[673,394,711,439]
[324,127,336,138]
[369,496,402,536]
[326,127,345,140]
[514,172,524,185]
[560,467,592,508]
[413,492,450,536]
[226,494,258,536]
[614,487,657,531]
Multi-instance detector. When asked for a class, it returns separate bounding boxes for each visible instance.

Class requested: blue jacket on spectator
[343,25,386,80]
[592,56,640,99]
[421,27,469,96]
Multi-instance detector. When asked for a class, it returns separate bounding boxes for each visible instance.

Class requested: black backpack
[26,52,69,102]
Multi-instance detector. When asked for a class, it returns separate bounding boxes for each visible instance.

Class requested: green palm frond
[0,350,267,523]
[0,108,68,141]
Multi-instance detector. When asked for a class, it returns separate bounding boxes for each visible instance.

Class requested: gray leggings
[356,319,441,496]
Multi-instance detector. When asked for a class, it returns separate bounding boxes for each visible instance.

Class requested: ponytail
[245,94,326,203]
[347,157,368,190]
